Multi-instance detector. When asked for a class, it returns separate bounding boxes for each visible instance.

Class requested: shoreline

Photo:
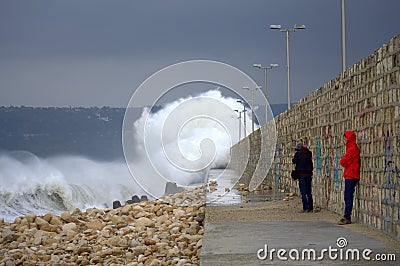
[2,179,400,265]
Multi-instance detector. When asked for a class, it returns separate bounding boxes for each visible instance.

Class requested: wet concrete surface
[201,169,399,265]
[206,169,284,206]
[201,220,398,265]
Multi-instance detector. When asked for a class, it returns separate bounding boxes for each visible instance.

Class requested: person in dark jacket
[338,130,360,225]
[292,142,314,213]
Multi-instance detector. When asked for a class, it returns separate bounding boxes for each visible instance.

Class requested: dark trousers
[298,176,313,211]
[344,179,359,221]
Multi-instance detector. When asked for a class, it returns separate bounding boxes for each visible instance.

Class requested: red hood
[344,130,357,145]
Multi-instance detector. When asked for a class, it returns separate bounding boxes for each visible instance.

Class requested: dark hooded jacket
[292,147,313,176]
[340,130,360,179]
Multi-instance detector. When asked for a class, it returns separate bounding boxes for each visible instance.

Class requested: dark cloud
[0,0,399,107]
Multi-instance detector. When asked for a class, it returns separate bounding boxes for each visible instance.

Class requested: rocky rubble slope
[0,186,205,266]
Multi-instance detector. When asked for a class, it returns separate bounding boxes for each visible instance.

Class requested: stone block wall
[230,34,400,239]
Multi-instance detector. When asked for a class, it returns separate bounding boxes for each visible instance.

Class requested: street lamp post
[341,0,347,72]
[234,109,242,142]
[242,86,260,133]
[237,100,247,137]
[253,63,278,122]
[270,24,305,109]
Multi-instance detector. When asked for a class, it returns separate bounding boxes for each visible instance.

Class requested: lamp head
[270,24,282,30]
[294,24,306,30]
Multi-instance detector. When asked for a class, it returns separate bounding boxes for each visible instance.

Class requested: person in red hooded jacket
[338,130,360,225]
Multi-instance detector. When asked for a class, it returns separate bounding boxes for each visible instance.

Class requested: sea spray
[0,152,140,221]
[125,89,256,198]
[0,89,256,220]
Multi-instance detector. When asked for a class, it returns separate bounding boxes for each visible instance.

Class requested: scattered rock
[121,205,132,215]
[135,217,155,228]
[5,260,16,266]
[196,213,205,225]
[49,216,63,226]
[60,211,72,222]
[1,228,18,243]
[165,182,178,195]
[144,238,157,245]
[0,185,205,265]
[112,200,122,209]
[62,222,78,232]
[125,199,134,204]
[85,220,104,230]
[34,217,49,228]
[42,213,53,222]
[131,195,140,203]
[111,215,124,224]
[26,214,36,224]
[132,205,144,212]
[140,195,148,201]
[107,236,129,247]
[40,224,58,232]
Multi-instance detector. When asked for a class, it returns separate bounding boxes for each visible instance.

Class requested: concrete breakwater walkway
[201,171,400,265]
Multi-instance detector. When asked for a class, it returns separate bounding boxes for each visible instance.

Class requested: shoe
[307,210,313,213]
[338,217,351,225]
[299,210,307,213]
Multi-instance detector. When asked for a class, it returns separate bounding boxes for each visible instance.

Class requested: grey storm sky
[0,0,399,107]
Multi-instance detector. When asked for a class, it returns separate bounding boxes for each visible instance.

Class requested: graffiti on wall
[274,141,283,193]
[333,152,342,190]
[382,131,399,233]
[315,136,322,173]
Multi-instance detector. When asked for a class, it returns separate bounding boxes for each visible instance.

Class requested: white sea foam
[126,89,256,197]
[0,89,256,220]
[0,151,140,221]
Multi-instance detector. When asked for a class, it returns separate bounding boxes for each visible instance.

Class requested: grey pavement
[201,219,398,265]
[201,170,399,265]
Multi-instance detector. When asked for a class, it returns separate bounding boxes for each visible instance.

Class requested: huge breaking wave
[0,152,141,222]
[0,89,256,221]
[125,90,256,198]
